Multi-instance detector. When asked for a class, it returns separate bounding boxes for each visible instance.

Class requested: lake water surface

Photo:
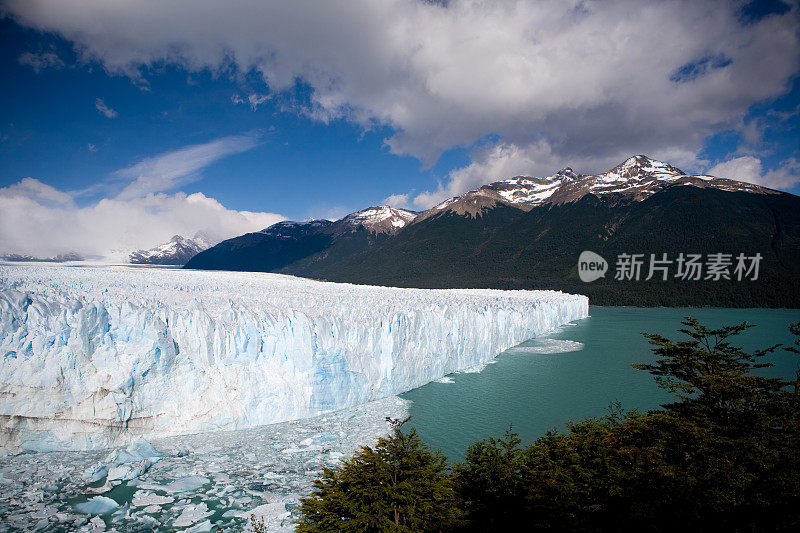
[401,307,800,461]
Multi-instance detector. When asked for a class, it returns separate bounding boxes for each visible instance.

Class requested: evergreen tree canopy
[295,321,800,532]
[295,417,461,532]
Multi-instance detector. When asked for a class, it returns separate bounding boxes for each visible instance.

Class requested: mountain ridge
[184,155,799,307]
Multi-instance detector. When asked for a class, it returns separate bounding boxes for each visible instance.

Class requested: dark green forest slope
[186,186,800,307]
[282,187,800,307]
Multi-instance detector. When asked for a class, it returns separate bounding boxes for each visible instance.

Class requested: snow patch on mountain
[427,155,779,218]
[129,233,215,265]
[340,206,418,234]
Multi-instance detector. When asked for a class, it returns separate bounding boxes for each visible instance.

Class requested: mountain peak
[129,234,213,265]
[341,205,418,234]
[425,154,777,219]
[555,167,577,180]
[609,155,684,177]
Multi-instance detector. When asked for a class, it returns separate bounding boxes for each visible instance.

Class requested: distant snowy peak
[340,206,418,234]
[129,233,214,265]
[260,206,418,238]
[1,251,84,263]
[426,155,777,218]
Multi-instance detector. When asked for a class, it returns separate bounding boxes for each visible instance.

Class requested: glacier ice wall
[0,264,588,452]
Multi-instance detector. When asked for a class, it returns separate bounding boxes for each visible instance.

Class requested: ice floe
[0,396,409,532]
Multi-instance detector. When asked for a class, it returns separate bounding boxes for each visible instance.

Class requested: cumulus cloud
[413,141,553,208]
[0,180,284,260]
[412,140,702,208]
[708,155,800,190]
[4,0,799,203]
[382,193,411,209]
[17,51,64,72]
[0,176,74,206]
[113,133,262,199]
[5,0,797,165]
[95,97,118,118]
[0,134,281,259]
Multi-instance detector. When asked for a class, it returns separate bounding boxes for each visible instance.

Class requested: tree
[634,318,784,423]
[295,418,461,532]
[453,429,525,531]
[295,320,800,531]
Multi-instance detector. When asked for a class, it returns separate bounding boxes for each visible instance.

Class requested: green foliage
[453,430,525,531]
[296,320,800,531]
[295,417,461,532]
[635,318,783,414]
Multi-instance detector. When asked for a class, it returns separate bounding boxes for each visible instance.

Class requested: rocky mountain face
[419,155,775,221]
[183,207,417,272]
[185,156,800,307]
[338,206,418,234]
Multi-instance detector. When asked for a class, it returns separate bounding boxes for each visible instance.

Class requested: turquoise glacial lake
[401,307,800,461]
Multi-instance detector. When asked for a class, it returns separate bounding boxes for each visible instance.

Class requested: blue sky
[1,0,799,258]
[0,18,468,221]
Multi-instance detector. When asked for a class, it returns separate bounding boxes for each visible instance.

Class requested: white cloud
[5,1,800,206]
[708,156,800,190]
[0,134,281,259]
[17,51,64,72]
[95,97,118,118]
[413,141,552,208]
[382,193,411,209]
[232,93,271,110]
[411,140,702,209]
[87,143,97,152]
[0,176,74,206]
[5,0,796,171]
[0,179,284,259]
[113,133,262,199]
[707,156,763,184]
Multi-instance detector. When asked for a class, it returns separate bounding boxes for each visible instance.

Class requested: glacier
[0,263,588,453]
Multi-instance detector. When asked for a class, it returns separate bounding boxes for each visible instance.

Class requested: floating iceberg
[505,339,585,354]
[74,496,119,515]
[0,396,410,532]
[0,263,588,452]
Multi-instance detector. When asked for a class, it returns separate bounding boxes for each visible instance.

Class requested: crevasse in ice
[0,264,588,452]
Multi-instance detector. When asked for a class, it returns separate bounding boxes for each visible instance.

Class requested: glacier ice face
[0,263,588,452]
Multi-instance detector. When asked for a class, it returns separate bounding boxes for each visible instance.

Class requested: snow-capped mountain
[184,207,417,271]
[257,207,417,239]
[422,155,776,220]
[339,206,418,234]
[129,233,215,265]
[184,155,800,307]
[1,252,84,263]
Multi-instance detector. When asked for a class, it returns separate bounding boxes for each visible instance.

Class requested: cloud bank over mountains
[0,182,284,260]
[0,135,284,259]
[5,0,799,208]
